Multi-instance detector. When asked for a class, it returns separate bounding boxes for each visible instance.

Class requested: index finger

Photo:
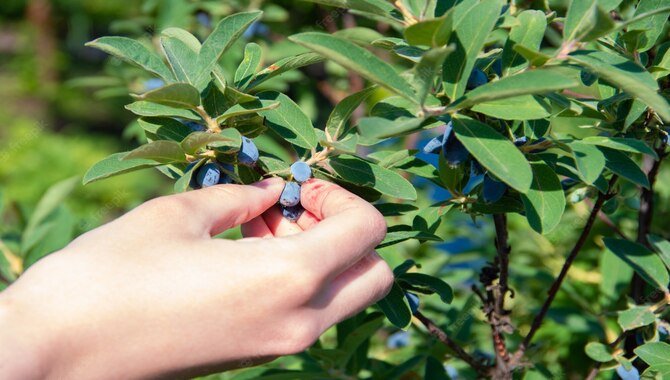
[287,179,387,276]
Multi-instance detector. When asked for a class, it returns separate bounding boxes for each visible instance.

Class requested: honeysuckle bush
[5,0,670,378]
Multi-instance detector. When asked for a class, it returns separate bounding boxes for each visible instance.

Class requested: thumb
[160,177,285,237]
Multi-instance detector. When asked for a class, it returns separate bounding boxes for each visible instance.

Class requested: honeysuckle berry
[281,204,304,222]
[217,163,235,184]
[561,178,578,190]
[482,175,507,204]
[290,161,312,183]
[514,136,528,146]
[615,365,639,380]
[279,181,301,207]
[405,292,420,314]
[422,136,443,154]
[466,69,488,90]
[442,122,470,167]
[186,161,201,189]
[386,331,410,349]
[184,121,207,132]
[196,163,221,188]
[580,70,597,86]
[143,78,165,91]
[238,137,259,166]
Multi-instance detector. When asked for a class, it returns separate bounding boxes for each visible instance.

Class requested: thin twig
[514,176,618,358]
[584,199,629,240]
[493,214,511,315]
[414,311,489,376]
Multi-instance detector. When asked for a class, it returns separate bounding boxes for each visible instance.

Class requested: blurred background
[1,0,669,378]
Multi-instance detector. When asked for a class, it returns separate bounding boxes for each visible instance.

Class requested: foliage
[2,0,670,378]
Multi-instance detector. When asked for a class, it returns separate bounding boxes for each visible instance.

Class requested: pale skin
[0,178,393,379]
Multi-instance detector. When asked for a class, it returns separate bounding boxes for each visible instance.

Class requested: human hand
[0,178,392,379]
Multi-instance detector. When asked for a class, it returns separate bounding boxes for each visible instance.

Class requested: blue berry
[281,204,304,222]
[186,161,201,189]
[514,136,528,146]
[196,163,221,188]
[615,365,639,380]
[217,163,234,184]
[195,11,211,28]
[279,182,301,207]
[442,122,470,167]
[471,160,485,176]
[580,70,597,86]
[422,136,443,154]
[238,137,259,166]
[405,292,420,314]
[466,69,488,90]
[184,121,207,132]
[482,175,507,203]
[561,178,578,190]
[386,331,410,349]
[143,78,164,91]
[290,161,312,183]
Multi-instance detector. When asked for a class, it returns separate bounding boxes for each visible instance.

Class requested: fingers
[133,177,284,237]
[309,252,394,327]
[287,179,387,276]
[262,206,303,236]
[241,216,273,238]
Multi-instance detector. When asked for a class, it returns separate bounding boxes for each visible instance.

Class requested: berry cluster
[279,161,312,222]
[189,137,259,189]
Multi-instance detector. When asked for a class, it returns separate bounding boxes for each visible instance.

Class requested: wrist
[0,292,51,378]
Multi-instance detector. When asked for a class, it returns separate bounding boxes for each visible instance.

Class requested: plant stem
[414,311,489,376]
[489,214,512,376]
[195,106,221,133]
[515,175,618,358]
[493,214,511,315]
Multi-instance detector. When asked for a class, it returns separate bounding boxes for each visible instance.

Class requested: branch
[514,175,618,358]
[493,214,511,315]
[414,311,489,376]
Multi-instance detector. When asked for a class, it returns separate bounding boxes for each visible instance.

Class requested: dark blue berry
[514,136,528,146]
[290,161,312,183]
[561,178,579,190]
[471,160,485,176]
[196,163,221,188]
[184,121,207,132]
[482,175,507,203]
[386,331,410,349]
[422,136,443,154]
[218,163,234,184]
[580,70,597,86]
[466,69,488,90]
[238,137,259,166]
[195,11,211,28]
[186,161,201,189]
[442,122,470,167]
[281,204,304,222]
[279,182,301,207]
[405,292,420,314]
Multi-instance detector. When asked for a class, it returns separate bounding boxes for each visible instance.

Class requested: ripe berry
[144,78,165,91]
[279,181,301,207]
[514,136,528,146]
[386,331,410,349]
[580,70,597,86]
[238,137,259,166]
[184,121,207,132]
[281,204,304,222]
[422,136,443,154]
[186,161,201,189]
[218,163,234,184]
[442,122,469,167]
[482,175,507,203]
[290,161,312,183]
[466,69,488,90]
[196,163,221,188]
[405,292,420,314]
[561,178,578,190]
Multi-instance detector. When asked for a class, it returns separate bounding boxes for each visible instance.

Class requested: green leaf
[234,43,262,88]
[195,11,263,89]
[133,83,200,109]
[23,177,78,249]
[137,117,193,142]
[337,314,384,368]
[256,91,318,149]
[585,342,614,363]
[300,0,401,21]
[425,357,449,380]
[245,53,324,90]
[160,27,201,52]
[563,0,615,42]
[441,0,502,100]
[502,10,546,76]
[604,237,670,290]
[125,101,201,120]
[451,115,533,193]
[582,136,658,159]
[567,140,606,184]
[326,87,376,140]
[180,129,242,155]
[378,230,442,248]
[83,152,161,185]
[23,207,74,269]
[450,69,580,111]
[414,47,454,105]
[174,159,204,193]
[628,0,670,52]
[329,155,417,200]
[648,235,670,271]
[617,306,656,331]
[600,147,650,189]
[289,32,417,102]
[403,11,453,47]
[471,95,551,120]
[357,117,425,139]
[161,36,199,85]
[397,272,453,304]
[568,50,670,122]
[215,99,280,124]
[376,281,413,329]
[599,248,634,305]
[123,141,186,163]
[85,37,174,80]
[520,162,566,234]
[635,342,670,367]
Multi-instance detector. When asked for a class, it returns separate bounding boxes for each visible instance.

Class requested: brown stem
[414,311,489,376]
[584,199,629,240]
[515,176,618,358]
[493,214,511,314]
